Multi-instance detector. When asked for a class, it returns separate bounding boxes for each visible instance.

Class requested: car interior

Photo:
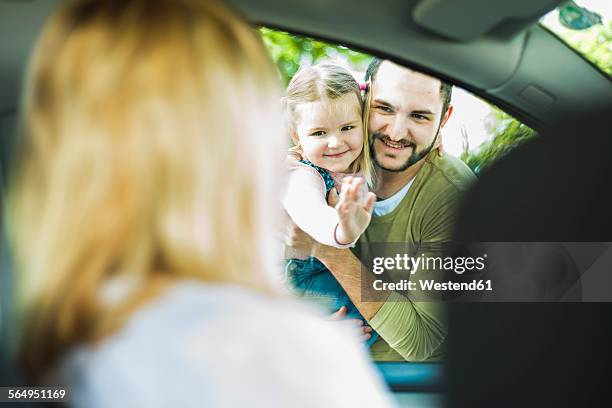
[1,0,611,406]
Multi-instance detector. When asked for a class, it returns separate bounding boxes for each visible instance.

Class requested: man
[290,58,476,361]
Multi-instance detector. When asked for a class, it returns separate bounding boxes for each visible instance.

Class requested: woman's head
[283,64,374,185]
[6,0,285,378]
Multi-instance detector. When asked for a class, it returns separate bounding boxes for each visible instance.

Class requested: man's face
[368,61,451,172]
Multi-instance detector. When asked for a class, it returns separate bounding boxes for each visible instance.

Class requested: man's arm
[285,182,459,361]
[287,215,446,361]
[325,184,460,361]
[314,244,387,321]
[316,241,448,361]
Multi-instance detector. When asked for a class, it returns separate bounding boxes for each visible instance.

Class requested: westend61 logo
[371,253,487,275]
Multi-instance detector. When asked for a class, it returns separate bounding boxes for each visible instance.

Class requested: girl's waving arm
[283,164,351,247]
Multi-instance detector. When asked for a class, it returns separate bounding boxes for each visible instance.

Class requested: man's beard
[370,130,440,172]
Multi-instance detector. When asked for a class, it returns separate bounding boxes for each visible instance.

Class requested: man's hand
[329,306,372,343]
[334,177,376,245]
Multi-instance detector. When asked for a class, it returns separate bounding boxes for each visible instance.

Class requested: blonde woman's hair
[5,0,286,380]
[283,64,375,188]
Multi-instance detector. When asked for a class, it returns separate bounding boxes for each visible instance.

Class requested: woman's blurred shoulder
[52,282,395,408]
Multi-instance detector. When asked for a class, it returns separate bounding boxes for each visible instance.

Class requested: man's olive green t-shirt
[355,150,477,362]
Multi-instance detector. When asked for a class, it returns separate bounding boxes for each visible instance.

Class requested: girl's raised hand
[333,177,376,245]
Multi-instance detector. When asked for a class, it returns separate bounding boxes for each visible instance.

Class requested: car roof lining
[411,0,564,42]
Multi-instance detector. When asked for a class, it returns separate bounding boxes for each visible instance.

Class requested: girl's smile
[324,150,350,158]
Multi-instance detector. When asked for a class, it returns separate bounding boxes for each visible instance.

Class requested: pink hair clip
[359,82,367,91]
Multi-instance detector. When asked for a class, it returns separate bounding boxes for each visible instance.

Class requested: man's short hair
[365,58,453,116]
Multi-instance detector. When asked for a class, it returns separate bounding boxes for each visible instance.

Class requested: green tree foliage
[460,107,538,175]
[259,27,372,85]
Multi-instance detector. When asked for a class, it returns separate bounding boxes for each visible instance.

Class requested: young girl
[282,64,379,346]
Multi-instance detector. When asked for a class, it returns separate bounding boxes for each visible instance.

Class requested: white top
[373,178,415,217]
[50,282,396,408]
[283,159,365,260]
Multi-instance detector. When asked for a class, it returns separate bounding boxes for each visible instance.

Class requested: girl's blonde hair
[5,0,286,379]
[283,64,374,187]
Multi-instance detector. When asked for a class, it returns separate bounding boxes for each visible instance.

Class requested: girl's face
[293,93,364,173]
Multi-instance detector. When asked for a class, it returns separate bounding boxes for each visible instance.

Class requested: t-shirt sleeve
[283,163,355,248]
[369,291,446,361]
